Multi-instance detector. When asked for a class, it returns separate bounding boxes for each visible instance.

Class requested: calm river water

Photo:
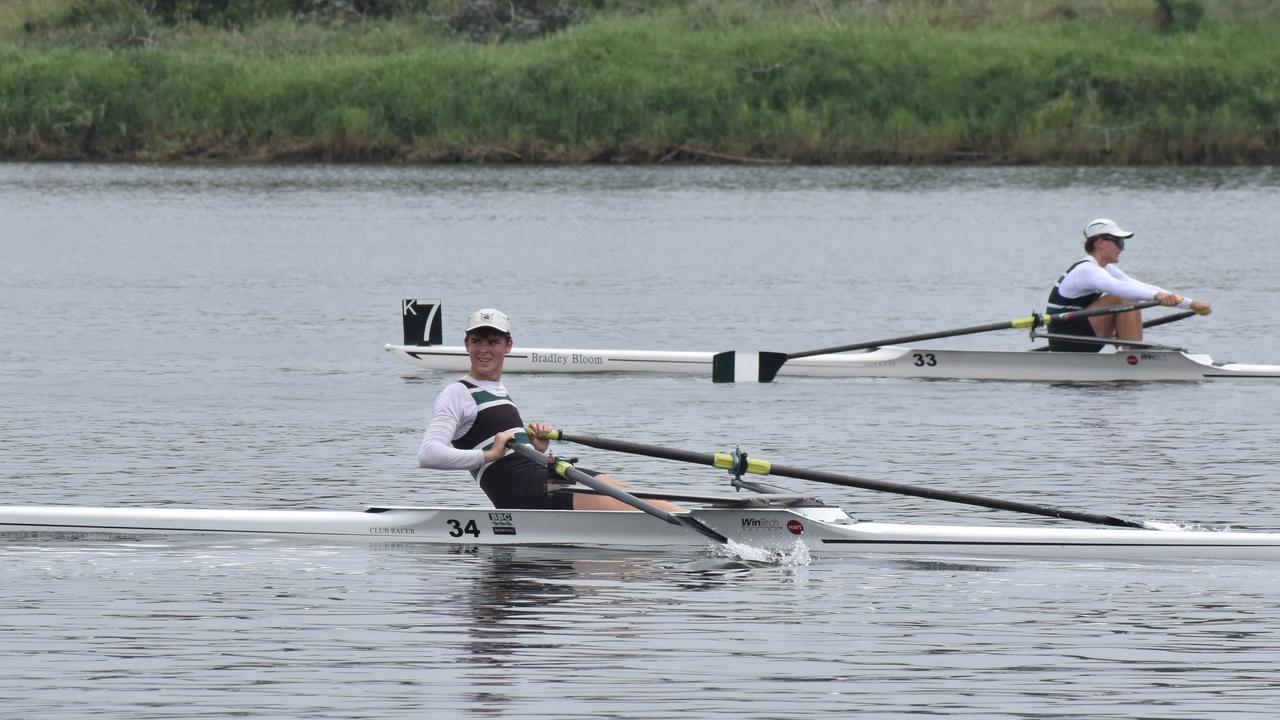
[3,163,1280,718]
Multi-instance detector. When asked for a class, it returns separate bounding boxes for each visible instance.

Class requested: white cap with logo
[465,308,511,334]
[1084,218,1135,240]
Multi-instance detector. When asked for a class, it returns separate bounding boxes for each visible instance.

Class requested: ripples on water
[4,538,1279,719]
[3,164,1280,718]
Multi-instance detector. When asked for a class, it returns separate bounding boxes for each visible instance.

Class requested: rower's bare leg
[1086,295,1142,342]
[1087,312,1116,340]
[1114,306,1143,341]
[571,473,685,512]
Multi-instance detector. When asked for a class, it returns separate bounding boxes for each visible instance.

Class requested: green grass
[1,0,1278,163]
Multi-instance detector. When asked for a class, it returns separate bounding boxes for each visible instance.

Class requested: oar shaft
[786,318,1035,360]
[508,442,673,520]
[551,431,716,465]
[742,300,1168,381]
[550,432,773,475]
[567,467,683,523]
[508,441,729,544]
[1142,309,1197,330]
[762,462,1144,529]
[1044,299,1161,326]
[553,432,1146,530]
[787,300,1163,361]
[1032,309,1200,350]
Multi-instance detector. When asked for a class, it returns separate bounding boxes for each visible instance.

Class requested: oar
[713,300,1164,383]
[544,431,1156,530]
[506,441,729,544]
[1142,309,1198,330]
[1031,309,1198,351]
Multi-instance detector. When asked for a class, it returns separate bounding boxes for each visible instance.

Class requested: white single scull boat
[4,502,1280,560]
[10,435,1278,561]
[387,300,1280,382]
[384,343,1280,382]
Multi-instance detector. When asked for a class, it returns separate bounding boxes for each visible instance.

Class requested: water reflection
[891,558,1007,573]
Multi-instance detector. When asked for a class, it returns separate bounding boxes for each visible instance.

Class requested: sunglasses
[1104,236,1125,249]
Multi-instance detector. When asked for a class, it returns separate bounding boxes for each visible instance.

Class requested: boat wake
[713,538,812,567]
[1145,520,1233,532]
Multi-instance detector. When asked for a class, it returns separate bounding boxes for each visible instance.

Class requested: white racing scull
[385,300,1280,382]
[7,434,1280,562]
[385,343,1280,382]
[5,500,1280,560]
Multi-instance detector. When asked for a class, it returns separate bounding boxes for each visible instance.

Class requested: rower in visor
[1045,218,1212,352]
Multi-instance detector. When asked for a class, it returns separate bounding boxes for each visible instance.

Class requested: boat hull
[384,344,1280,382]
[772,346,1280,382]
[4,505,1280,560]
[385,344,716,375]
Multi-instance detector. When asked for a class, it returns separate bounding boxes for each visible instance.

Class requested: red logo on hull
[787,519,804,535]
[1126,355,1139,365]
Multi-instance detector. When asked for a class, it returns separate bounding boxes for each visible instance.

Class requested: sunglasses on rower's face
[1106,236,1125,249]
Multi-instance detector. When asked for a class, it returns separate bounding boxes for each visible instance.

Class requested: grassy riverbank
[2,0,1278,163]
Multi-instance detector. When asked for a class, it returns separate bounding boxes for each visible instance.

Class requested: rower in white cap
[417,307,682,512]
[1045,219,1212,352]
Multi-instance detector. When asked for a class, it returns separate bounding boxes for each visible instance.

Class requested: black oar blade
[711,351,738,383]
[757,352,789,383]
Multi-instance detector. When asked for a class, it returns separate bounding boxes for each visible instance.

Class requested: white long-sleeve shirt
[416,376,508,470]
[1055,256,1192,309]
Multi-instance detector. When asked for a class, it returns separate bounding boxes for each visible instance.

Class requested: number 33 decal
[912,353,937,367]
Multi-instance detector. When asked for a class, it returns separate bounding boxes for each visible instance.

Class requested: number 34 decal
[446,518,480,537]
[912,352,937,367]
